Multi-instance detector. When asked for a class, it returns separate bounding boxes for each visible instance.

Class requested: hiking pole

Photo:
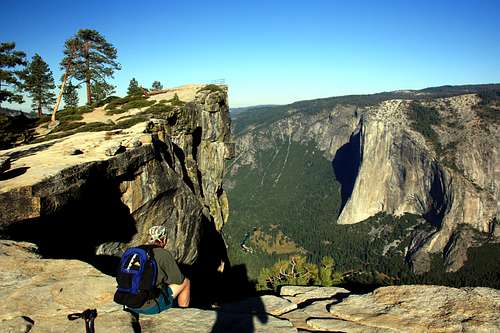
[67,309,98,333]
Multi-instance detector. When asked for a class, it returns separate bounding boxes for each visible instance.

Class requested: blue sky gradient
[1,0,499,110]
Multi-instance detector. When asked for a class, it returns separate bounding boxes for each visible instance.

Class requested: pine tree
[151,80,163,91]
[23,54,56,117]
[91,80,115,103]
[63,80,79,108]
[319,256,335,286]
[172,93,180,103]
[127,78,143,96]
[0,42,27,106]
[61,29,120,105]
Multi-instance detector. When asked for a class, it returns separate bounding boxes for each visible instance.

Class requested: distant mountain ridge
[0,107,37,118]
[230,104,278,116]
[232,83,500,134]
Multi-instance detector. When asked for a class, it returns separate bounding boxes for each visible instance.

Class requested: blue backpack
[114,245,159,308]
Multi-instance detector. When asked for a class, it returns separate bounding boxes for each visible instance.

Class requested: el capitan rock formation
[229,87,499,273]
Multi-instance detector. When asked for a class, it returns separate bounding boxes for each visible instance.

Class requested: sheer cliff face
[0,85,231,266]
[338,95,498,272]
[231,93,499,272]
[234,105,360,171]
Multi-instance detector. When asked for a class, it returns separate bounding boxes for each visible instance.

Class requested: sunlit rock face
[336,96,498,272]
[0,84,231,266]
[2,241,497,333]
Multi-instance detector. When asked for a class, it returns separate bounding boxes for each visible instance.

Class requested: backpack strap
[67,309,97,333]
[138,244,160,298]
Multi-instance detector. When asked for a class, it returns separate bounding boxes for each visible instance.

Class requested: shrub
[36,115,51,125]
[199,84,223,93]
[0,114,37,149]
[78,122,113,132]
[169,93,185,106]
[475,89,500,125]
[407,101,441,151]
[58,105,93,117]
[58,113,84,122]
[92,95,120,108]
[105,95,156,114]
[106,108,128,115]
[476,106,499,124]
[105,95,144,110]
[51,121,85,133]
[142,103,173,117]
[257,255,331,291]
[75,105,94,113]
[121,98,156,111]
[114,116,149,129]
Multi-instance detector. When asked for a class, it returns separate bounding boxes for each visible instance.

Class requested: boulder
[281,300,333,331]
[0,240,133,333]
[307,318,397,333]
[140,308,297,333]
[64,148,83,156]
[102,142,125,156]
[328,285,500,333]
[219,295,297,317]
[280,286,350,305]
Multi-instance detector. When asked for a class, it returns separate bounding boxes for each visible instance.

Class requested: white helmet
[149,225,168,242]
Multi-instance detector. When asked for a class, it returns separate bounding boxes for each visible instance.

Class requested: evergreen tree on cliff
[127,78,143,96]
[62,80,79,108]
[0,42,27,106]
[23,54,56,117]
[151,80,163,91]
[61,29,120,105]
[91,80,115,103]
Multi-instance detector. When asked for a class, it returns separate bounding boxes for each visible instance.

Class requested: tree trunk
[86,77,92,105]
[38,101,42,117]
[51,71,69,122]
[84,42,92,105]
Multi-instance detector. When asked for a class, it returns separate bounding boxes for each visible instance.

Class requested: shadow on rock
[211,265,267,333]
[211,304,268,333]
[0,166,30,181]
[8,140,60,162]
[2,170,138,275]
[332,130,361,212]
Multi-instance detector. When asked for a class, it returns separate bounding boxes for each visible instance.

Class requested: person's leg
[168,277,190,307]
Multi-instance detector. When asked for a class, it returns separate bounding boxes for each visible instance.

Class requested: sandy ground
[82,84,206,124]
[0,84,209,193]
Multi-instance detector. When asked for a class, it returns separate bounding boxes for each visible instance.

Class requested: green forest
[224,133,500,291]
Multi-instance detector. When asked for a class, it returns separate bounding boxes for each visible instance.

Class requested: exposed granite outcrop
[0,240,131,333]
[0,84,231,267]
[326,284,500,333]
[337,96,499,272]
[1,241,498,333]
[232,105,360,176]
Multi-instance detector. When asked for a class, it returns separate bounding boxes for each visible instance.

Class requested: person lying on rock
[114,225,191,315]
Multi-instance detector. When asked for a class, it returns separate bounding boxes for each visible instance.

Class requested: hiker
[115,225,190,315]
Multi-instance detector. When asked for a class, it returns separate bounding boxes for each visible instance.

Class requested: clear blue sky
[1,0,499,110]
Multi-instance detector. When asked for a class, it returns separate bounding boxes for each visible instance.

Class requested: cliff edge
[0,84,231,267]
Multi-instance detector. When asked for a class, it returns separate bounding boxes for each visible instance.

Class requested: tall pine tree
[23,54,56,117]
[127,78,143,96]
[63,80,79,108]
[0,42,26,106]
[61,29,120,105]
